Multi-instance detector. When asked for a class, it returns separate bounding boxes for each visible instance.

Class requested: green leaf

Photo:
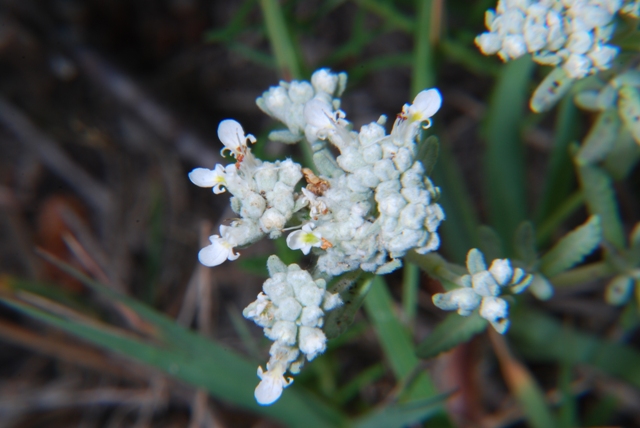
[529,66,575,113]
[11,254,347,426]
[576,163,626,249]
[417,136,439,176]
[510,308,640,389]
[576,109,619,165]
[352,393,451,428]
[324,271,374,339]
[259,0,301,79]
[514,221,538,266]
[430,145,480,263]
[0,295,345,427]
[415,311,487,360]
[477,225,504,261]
[535,96,579,227]
[602,127,640,180]
[484,56,534,254]
[539,215,602,277]
[363,277,444,407]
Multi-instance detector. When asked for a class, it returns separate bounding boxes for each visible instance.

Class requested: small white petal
[408,89,442,122]
[197,234,239,267]
[188,168,217,187]
[217,119,255,157]
[254,366,291,406]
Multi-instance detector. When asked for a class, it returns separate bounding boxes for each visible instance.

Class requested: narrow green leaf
[417,136,439,177]
[324,271,374,339]
[402,262,420,326]
[510,308,640,388]
[535,96,580,225]
[535,190,585,249]
[0,296,345,427]
[576,163,626,249]
[576,109,620,165]
[484,56,534,254]
[411,0,436,94]
[530,67,575,113]
[539,215,602,277]
[514,221,537,266]
[431,144,480,263]
[602,127,640,180]
[415,312,487,360]
[477,225,504,261]
[259,0,301,79]
[353,0,414,33]
[352,393,451,428]
[334,363,386,405]
[557,359,578,428]
[363,277,441,403]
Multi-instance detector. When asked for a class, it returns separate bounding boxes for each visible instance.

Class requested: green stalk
[259,0,301,80]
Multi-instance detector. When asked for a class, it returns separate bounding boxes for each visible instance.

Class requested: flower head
[286,223,322,255]
[188,164,229,194]
[217,119,256,158]
[198,226,240,266]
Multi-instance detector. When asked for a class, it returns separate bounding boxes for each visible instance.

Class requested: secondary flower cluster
[475,0,636,79]
[242,255,342,405]
[189,120,303,266]
[257,70,445,277]
[432,248,533,333]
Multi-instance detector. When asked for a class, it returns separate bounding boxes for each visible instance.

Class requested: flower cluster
[432,248,533,333]
[188,68,445,405]
[475,0,636,79]
[190,69,444,277]
[258,71,445,277]
[189,120,303,266]
[242,255,342,405]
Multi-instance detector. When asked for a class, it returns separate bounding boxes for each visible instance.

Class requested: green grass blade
[483,56,534,255]
[411,0,437,94]
[431,145,480,263]
[259,0,301,80]
[364,277,434,395]
[363,277,452,428]
[576,163,626,249]
[402,262,420,326]
[535,190,584,249]
[334,363,386,405]
[535,96,580,226]
[539,215,602,277]
[352,393,451,428]
[415,311,487,360]
[354,0,414,33]
[0,295,346,427]
[510,308,640,388]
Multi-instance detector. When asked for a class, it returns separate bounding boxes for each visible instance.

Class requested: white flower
[405,89,443,124]
[217,119,256,158]
[188,164,228,194]
[198,226,240,266]
[286,223,323,255]
[254,363,292,406]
